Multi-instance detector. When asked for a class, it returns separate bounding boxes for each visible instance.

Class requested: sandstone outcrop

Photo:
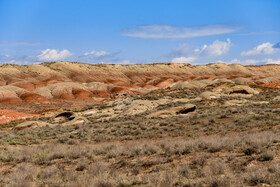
[224,85,260,95]
[200,91,221,100]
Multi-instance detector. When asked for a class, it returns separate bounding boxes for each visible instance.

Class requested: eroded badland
[0,61,280,186]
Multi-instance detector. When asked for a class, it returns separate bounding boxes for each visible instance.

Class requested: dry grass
[0,85,280,186]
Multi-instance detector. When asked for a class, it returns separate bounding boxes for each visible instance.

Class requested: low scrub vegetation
[0,85,280,186]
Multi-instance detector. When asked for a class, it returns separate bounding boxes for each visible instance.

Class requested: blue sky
[0,0,280,65]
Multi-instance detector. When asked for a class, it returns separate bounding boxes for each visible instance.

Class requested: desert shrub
[204,176,231,187]
[242,143,259,155]
[203,161,226,176]
[0,152,14,163]
[244,167,269,186]
[177,164,191,178]
[33,152,49,165]
[192,154,208,168]
[258,150,275,161]
[8,164,36,187]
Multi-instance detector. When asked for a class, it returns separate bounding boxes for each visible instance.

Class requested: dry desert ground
[0,62,280,186]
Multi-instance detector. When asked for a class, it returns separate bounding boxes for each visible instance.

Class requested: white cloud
[224,59,261,65]
[84,50,110,57]
[219,58,280,65]
[199,38,231,57]
[226,59,241,64]
[265,58,280,64]
[171,57,197,63]
[77,50,121,63]
[0,55,37,65]
[122,24,240,39]
[241,42,279,56]
[168,39,232,64]
[37,49,74,61]
[171,39,231,57]
[243,59,261,65]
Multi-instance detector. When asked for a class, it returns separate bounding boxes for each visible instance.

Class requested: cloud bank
[241,42,280,56]
[170,38,232,63]
[122,24,240,39]
[0,49,128,65]
[221,58,280,65]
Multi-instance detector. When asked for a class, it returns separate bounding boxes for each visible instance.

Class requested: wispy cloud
[0,55,37,65]
[83,50,111,57]
[221,58,264,65]
[238,31,280,36]
[76,50,121,63]
[220,58,280,65]
[241,42,280,56]
[0,40,41,46]
[122,24,240,39]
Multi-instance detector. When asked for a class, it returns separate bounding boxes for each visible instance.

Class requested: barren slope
[0,61,279,124]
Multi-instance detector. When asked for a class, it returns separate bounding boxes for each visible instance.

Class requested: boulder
[173,104,196,114]
[274,96,280,101]
[169,81,197,89]
[224,100,247,106]
[147,104,196,118]
[62,117,88,126]
[213,78,235,84]
[232,77,254,85]
[124,99,170,115]
[13,121,52,130]
[224,85,260,95]
[200,91,220,100]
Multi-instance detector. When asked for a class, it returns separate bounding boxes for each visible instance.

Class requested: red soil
[155,79,175,88]
[73,89,92,99]
[0,97,22,104]
[0,110,39,124]
[20,93,48,102]
[261,83,280,88]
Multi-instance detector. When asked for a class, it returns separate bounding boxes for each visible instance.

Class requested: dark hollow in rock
[229,90,250,95]
[176,106,196,114]
[55,112,75,120]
